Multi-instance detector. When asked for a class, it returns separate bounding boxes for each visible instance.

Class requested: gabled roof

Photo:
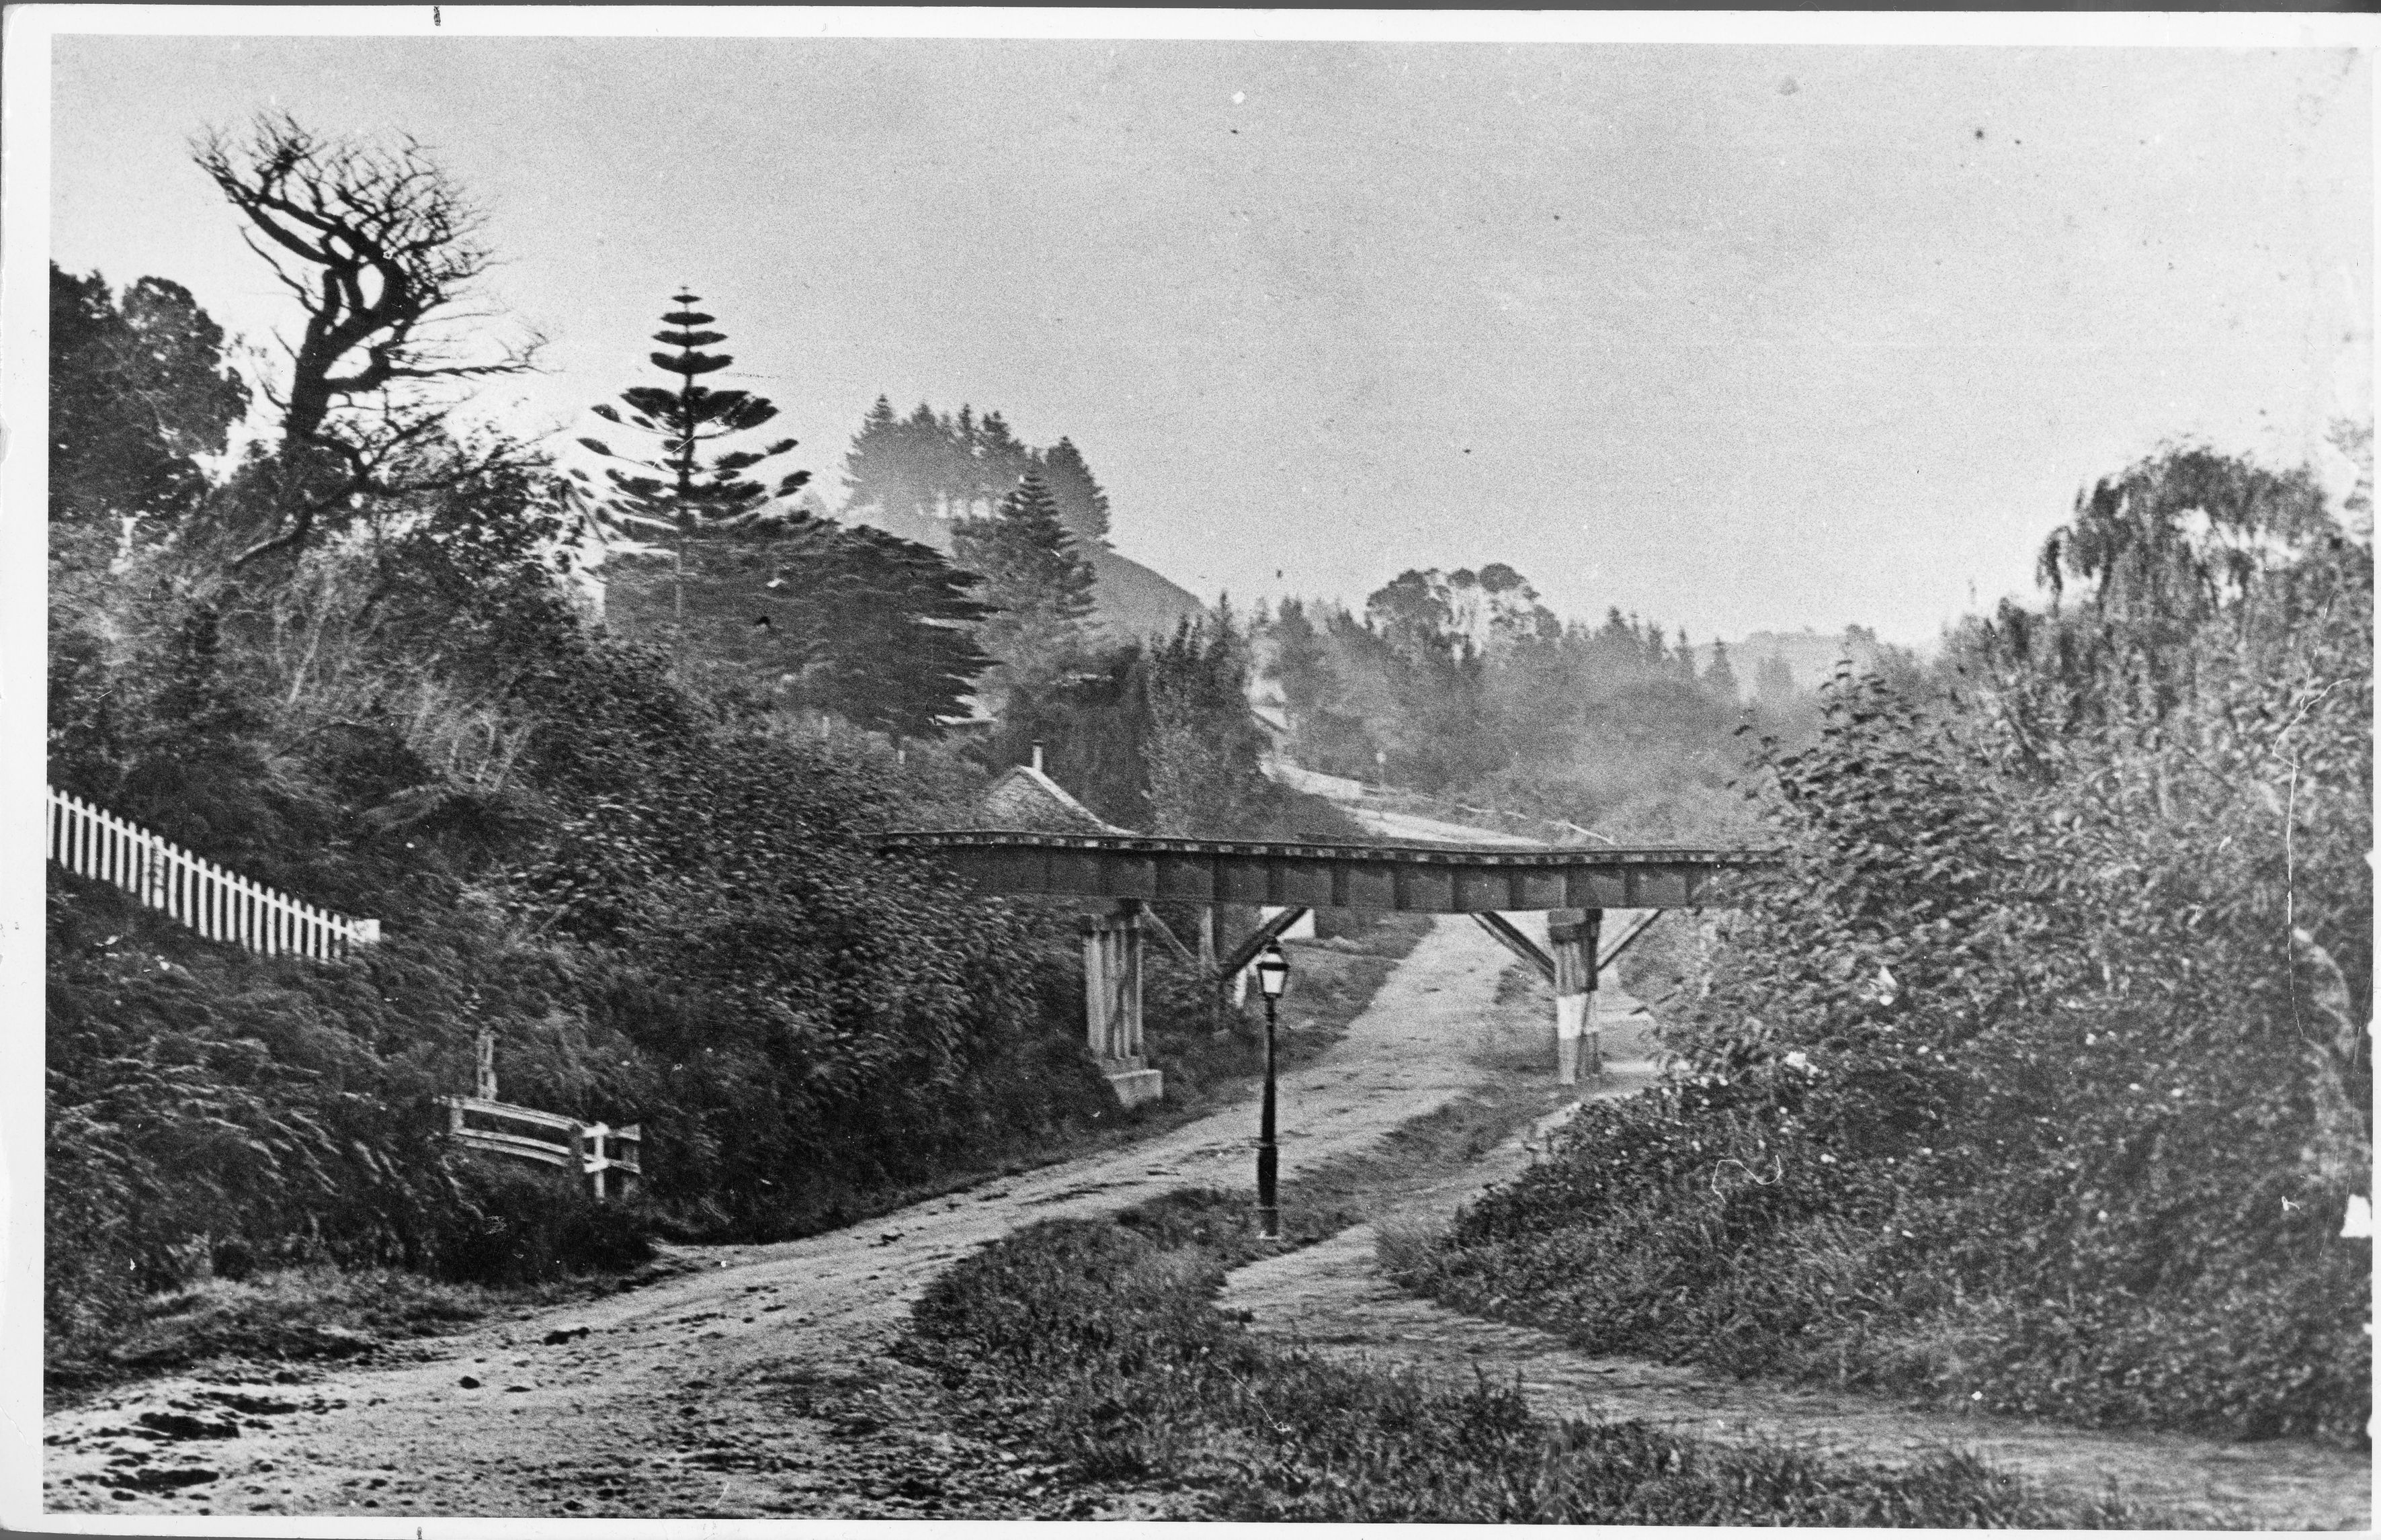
[980,762,1136,836]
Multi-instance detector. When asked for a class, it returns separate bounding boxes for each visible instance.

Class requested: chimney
[1030,740,1045,773]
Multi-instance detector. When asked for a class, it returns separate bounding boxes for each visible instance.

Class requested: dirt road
[43,915,1525,1520]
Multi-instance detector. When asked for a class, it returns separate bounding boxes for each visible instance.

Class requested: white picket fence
[47,786,381,959]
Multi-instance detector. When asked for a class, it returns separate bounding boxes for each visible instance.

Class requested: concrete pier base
[1104,1060,1165,1108]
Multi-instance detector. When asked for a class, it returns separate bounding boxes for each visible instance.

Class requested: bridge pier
[1548,908,1601,1084]
[1081,903,1163,1108]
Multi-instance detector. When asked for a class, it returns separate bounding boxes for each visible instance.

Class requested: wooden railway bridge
[878,830,1778,1102]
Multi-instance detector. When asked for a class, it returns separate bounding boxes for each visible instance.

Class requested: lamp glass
[1255,942,1290,999]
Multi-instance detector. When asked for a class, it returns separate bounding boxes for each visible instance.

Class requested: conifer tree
[841,394,906,514]
[577,292,809,652]
[951,404,980,513]
[579,291,807,532]
[1703,638,1741,702]
[974,411,1032,510]
[1037,435,1113,548]
[952,472,1099,699]
[763,524,991,746]
[903,402,954,517]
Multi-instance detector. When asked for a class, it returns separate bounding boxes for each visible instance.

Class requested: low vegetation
[903,1196,2181,1525]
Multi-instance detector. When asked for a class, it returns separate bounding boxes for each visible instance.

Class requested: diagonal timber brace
[1472,912,1554,983]
[1134,901,1201,970]
[1217,906,1312,980]
[1598,910,1661,970]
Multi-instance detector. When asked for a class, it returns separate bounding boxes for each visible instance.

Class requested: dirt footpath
[42,916,1523,1521]
[1220,1052,2375,1530]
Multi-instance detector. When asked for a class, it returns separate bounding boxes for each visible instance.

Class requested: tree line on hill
[841,397,1114,546]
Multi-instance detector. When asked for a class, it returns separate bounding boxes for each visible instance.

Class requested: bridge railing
[47,786,380,959]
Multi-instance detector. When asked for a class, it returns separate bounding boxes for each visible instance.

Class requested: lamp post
[1254,940,1290,1240]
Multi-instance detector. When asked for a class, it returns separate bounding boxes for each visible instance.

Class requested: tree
[952,473,1099,699]
[48,263,250,538]
[575,291,810,653]
[1366,569,1454,660]
[192,112,540,567]
[904,402,956,517]
[841,395,913,518]
[1993,443,2347,732]
[1036,435,1112,548]
[578,291,808,534]
[762,525,991,745]
[974,410,1032,512]
[1702,638,1740,702]
[1145,616,1273,835]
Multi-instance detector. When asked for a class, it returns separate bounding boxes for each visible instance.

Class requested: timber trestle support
[882,830,1778,1097]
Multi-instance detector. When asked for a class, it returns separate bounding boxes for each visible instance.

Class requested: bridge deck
[876,829,1778,912]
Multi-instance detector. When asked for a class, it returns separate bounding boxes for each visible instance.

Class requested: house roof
[980,762,1137,836]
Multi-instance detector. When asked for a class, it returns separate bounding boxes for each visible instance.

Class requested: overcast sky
[46,32,2372,645]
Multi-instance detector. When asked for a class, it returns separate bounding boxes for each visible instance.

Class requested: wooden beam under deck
[878,830,1776,914]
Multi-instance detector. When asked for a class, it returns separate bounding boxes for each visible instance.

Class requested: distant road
[1265,759,1555,849]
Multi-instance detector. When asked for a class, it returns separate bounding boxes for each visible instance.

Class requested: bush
[431,1160,655,1287]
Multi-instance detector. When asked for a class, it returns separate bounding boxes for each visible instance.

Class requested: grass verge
[901,1195,2186,1525]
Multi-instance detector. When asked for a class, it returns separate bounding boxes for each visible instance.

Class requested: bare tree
[192,112,542,567]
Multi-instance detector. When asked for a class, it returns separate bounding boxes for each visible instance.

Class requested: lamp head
[1255,941,1290,1000]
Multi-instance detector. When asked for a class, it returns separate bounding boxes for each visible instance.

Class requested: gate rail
[442,1096,644,1199]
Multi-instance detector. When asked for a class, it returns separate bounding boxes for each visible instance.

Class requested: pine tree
[576,292,809,655]
[1037,435,1113,548]
[841,394,907,514]
[767,524,991,746]
[952,472,1099,699]
[951,404,980,515]
[903,402,952,517]
[580,291,807,533]
[1146,615,1272,835]
[974,411,1032,510]
[1703,638,1741,702]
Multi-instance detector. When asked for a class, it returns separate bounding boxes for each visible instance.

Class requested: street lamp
[1254,940,1291,1240]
